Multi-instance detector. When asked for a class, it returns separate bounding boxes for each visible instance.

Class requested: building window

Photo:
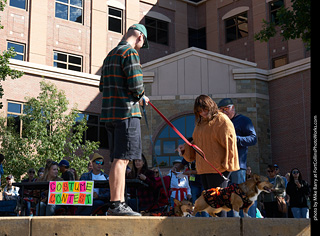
[272,55,287,68]
[270,0,284,24]
[188,27,206,50]
[76,113,108,149]
[225,12,248,43]
[53,51,82,72]
[7,101,24,135]
[9,0,27,10]
[145,17,169,45]
[154,114,195,167]
[7,42,25,61]
[55,0,83,24]
[108,7,123,34]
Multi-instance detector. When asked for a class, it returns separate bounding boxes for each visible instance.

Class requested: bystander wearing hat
[58,160,74,181]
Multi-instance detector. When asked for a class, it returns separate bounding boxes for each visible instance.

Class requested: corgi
[173,199,193,217]
[192,173,273,217]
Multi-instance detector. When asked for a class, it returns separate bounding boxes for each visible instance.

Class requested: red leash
[148,101,228,181]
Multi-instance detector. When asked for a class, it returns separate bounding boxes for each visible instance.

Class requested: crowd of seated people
[0,154,111,216]
[0,152,172,216]
[1,153,174,216]
[2,151,310,219]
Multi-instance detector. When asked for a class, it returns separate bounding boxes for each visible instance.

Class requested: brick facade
[269,69,311,182]
[0,0,311,180]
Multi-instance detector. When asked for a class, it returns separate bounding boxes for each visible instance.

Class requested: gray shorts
[105,117,142,162]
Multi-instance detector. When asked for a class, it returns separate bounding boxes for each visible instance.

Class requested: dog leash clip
[222,175,229,182]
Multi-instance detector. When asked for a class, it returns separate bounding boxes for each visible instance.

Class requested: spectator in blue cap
[218,98,257,183]
[218,98,257,217]
[58,160,74,181]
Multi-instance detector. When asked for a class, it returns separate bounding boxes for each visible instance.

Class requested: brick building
[0,0,311,180]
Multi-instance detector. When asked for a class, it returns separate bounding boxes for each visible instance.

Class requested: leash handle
[148,101,228,182]
[142,97,149,128]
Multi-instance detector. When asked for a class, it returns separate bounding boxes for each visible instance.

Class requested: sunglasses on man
[219,105,233,112]
[95,160,104,165]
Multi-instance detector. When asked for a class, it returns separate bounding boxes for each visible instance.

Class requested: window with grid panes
[9,0,27,10]
[225,12,248,43]
[108,7,123,34]
[53,51,82,72]
[270,0,284,24]
[76,113,108,149]
[145,17,169,45]
[7,102,24,135]
[55,0,83,24]
[188,27,206,49]
[7,42,25,61]
[154,114,195,167]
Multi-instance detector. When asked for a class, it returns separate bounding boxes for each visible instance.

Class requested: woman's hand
[138,174,147,181]
[176,144,185,156]
[295,180,301,188]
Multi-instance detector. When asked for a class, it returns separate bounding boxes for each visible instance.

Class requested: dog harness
[202,183,252,209]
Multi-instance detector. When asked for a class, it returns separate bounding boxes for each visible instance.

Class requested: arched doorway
[153,114,195,167]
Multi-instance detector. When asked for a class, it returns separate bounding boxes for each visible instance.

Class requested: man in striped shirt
[99,24,149,216]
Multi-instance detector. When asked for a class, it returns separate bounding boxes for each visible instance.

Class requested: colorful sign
[48,181,94,206]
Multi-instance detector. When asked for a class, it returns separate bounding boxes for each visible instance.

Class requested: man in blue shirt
[218,98,257,217]
[76,153,110,215]
[218,98,257,184]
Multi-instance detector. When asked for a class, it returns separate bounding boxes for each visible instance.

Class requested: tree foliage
[0,80,99,180]
[254,0,311,50]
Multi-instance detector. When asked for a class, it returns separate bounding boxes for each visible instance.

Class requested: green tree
[0,80,99,180]
[0,0,24,109]
[254,0,311,50]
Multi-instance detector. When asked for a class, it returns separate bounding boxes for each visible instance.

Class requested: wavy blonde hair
[40,160,59,181]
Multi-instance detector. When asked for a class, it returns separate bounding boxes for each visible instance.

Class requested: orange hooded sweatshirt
[183,112,239,175]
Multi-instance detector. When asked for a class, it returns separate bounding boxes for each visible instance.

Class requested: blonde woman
[178,95,239,190]
[36,161,62,216]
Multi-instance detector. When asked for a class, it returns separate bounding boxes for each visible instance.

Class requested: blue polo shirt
[231,114,257,169]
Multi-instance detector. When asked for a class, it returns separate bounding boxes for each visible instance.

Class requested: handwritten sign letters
[48,181,93,206]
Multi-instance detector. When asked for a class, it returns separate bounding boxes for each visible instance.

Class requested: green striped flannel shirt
[99,41,145,122]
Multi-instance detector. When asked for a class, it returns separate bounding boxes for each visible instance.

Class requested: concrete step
[0,216,310,236]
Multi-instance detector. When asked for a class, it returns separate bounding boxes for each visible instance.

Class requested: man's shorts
[105,117,142,162]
